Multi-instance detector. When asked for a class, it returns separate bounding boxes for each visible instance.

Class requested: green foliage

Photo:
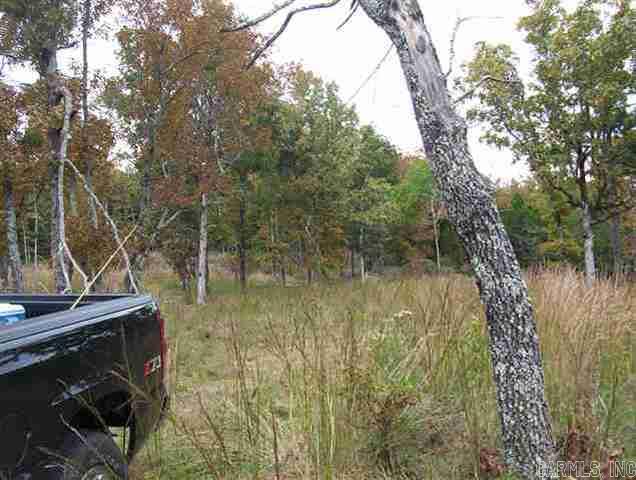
[500,192,547,267]
[0,0,79,71]
[461,0,636,275]
[393,158,435,225]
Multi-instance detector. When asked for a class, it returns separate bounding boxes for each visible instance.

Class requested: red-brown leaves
[479,447,506,478]
[563,424,593,464]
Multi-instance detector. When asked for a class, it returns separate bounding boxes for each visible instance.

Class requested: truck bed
[0,293,169,478]
[1,293,136,318]
[0,294,153,346]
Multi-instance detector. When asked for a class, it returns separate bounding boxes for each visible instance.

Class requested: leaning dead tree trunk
[357,2,556,476]
[3,177,24,292]
[358,3,556,477]
[229,2,556,476]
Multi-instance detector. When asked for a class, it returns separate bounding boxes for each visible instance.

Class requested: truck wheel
[45,429,128,480]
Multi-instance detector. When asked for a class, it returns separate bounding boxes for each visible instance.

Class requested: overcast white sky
[5,0,583,182]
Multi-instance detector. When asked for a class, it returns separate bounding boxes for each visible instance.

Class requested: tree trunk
[238,174,247,293]
[303,237,313,285]
[34,198,39,271]
[49,138,70,292]
[82,0,99,228]
[197,192,208,305]
[0,256,8,289]
[358,2,556,477]
[205,253,210,292]
[604,128,623,276]
[42,45,72,293]
[610,215,622,275]
[22,220,29,266]
[359,227,366,283]
[607,173,622,275]
[4,178,24,292]
[360,253,366,283]
[581,201,596,287]
[350,246,355,278]
[270,210,278,279]
[281,262,286,287]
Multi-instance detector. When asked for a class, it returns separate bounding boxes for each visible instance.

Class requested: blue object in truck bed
[0,303,26,326]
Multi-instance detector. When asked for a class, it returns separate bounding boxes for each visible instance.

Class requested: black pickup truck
[0,294,170,480]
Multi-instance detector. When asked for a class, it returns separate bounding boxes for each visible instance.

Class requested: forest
[0,0,634,297]
[0,0,635,479]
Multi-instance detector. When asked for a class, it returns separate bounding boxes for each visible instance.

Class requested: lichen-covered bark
[3,177,24,292]
[41,44,72,293]
[357,1,556,477]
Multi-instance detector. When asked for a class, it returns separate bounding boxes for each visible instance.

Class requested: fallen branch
[71,226,138,310]
[64,240,89,290]
[65,158,139,293]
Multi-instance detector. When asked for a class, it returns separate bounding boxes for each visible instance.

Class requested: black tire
[43,429,128,480]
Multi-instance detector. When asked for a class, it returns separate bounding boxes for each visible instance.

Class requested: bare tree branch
[243,0,343,69]
[71,226,139,310]
[346,43,394,104]
[64,240,89,290]
[157,210,182,230]
[445,16,503,79]
[146,209,183,253]
[55,241,72,294]
[336,0,359,31]
[65,158,139,294]
[223,0,300,32]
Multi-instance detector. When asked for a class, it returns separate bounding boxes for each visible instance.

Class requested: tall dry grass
[8,262,633,478]
[122,266,635,480]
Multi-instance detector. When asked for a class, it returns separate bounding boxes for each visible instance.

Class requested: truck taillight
[157,309,168,380]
